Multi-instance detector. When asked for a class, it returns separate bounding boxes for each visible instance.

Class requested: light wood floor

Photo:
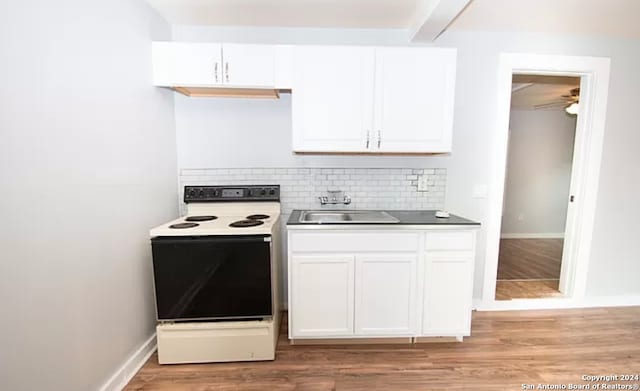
[495,279,563,300]
[497,239,563,280]
[496,238,563,300]
[125,307,640,390]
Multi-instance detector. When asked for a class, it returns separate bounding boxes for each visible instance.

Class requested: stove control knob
[260,189,266,196]
[269,189,276,196]
[188,189,196,198]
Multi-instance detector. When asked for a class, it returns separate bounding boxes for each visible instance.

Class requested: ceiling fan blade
[512,83,534,93]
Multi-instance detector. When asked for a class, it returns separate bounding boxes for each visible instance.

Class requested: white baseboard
[500,232,565,239]
[99,333,157,391]
[473,294,640,311]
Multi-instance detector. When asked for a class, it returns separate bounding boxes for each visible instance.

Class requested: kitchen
[1,0,639,390]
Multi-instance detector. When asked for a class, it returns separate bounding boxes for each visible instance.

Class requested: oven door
[151,235,272,322]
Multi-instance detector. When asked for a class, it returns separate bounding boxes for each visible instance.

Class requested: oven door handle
[151,235,271,244]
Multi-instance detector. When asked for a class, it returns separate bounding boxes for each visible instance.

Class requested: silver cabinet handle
[366,130,370,149]
[225,62,229,83]
[377,130,381,148]
[214,62,219,83]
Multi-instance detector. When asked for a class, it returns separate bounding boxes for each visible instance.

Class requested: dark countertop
[287,210,480,226]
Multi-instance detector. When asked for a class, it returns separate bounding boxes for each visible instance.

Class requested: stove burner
[185,215,218,222]
[229,219,265,228]
[246,214,270,220]
[169,222,199,229]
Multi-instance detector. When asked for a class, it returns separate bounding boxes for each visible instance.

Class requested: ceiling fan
[534,87,580,114]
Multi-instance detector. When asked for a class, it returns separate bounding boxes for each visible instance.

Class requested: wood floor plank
[496,239,564,300]
[495,279,562,300]
[125,307,640,390]
[497,239,563,280]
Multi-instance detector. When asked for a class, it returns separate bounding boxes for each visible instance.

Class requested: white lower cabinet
[355,254,417,335]
[290,255,355,337]
[288,229,476,340]
[422,253,474,336]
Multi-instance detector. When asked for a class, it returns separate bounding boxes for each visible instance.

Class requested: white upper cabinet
[219,44,275,87]
[292,46,375,152]
[152,42,276,88]
[373,48,456,153]
[291,46,457,154]
[153,42,457,152]
[174,43,223,86]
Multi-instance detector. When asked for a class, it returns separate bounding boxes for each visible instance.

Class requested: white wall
[501,110,576,236]
[170,26,640,301]
[0,1,177,390]
[435,31,640,299]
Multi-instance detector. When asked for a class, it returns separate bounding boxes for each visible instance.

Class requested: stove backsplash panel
[179,168,446,217]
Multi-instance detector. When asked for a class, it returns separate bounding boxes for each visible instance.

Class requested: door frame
[480,53,611,310]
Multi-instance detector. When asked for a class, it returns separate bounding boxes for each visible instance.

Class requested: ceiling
[510,75,580,111]
[145,0,640,41]
[145,0,420,29]
[448,0,640,39]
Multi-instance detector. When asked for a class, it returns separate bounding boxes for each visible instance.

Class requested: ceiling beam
[408,0,473,42]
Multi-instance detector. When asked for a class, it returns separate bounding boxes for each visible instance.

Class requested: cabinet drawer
[425,231,475,251]
[289,232,419,253]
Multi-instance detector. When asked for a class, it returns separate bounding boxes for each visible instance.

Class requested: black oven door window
[151,235,272,321]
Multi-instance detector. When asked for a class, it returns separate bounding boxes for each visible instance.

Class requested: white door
[221,44,276,87]
[354,254,417,335]
[172,43,223,86]
[292,46,375,152]
[290,255,355,337]
[422,254,473,335]
[373,47,456,153]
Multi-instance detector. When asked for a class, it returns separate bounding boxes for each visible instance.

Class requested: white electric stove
[149,185,281,364]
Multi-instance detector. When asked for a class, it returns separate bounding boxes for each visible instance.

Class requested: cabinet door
[355,254,417,335]
[222,44,275,87]
[172,43,223,86]
[292,46,375,152]
[152,42,174,86]
[374,47,456,153]
[422,253,474,336]
[290,255,355,337]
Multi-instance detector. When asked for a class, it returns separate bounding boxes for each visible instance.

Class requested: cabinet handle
[366,130,370,149]
[377,130,381,148]
[225,62,229,83]
[214,62,219,83]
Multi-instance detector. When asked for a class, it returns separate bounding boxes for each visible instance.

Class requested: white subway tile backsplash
[179,167,447,215]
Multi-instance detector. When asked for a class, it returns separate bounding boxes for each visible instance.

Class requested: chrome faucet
[319,190,351,205]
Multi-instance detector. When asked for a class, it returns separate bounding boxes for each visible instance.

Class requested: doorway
[480,53,611,310]
[496,75,580,301]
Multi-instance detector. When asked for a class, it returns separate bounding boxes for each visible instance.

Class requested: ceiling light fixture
[565,102,579,115]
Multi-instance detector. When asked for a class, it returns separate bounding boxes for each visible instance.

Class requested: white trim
[500,233,565,239]
[98,333,157,391]
[482,53,611,309]
[473,295,640,312]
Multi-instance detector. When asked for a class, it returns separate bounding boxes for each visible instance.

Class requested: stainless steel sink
[298,210,400,224]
